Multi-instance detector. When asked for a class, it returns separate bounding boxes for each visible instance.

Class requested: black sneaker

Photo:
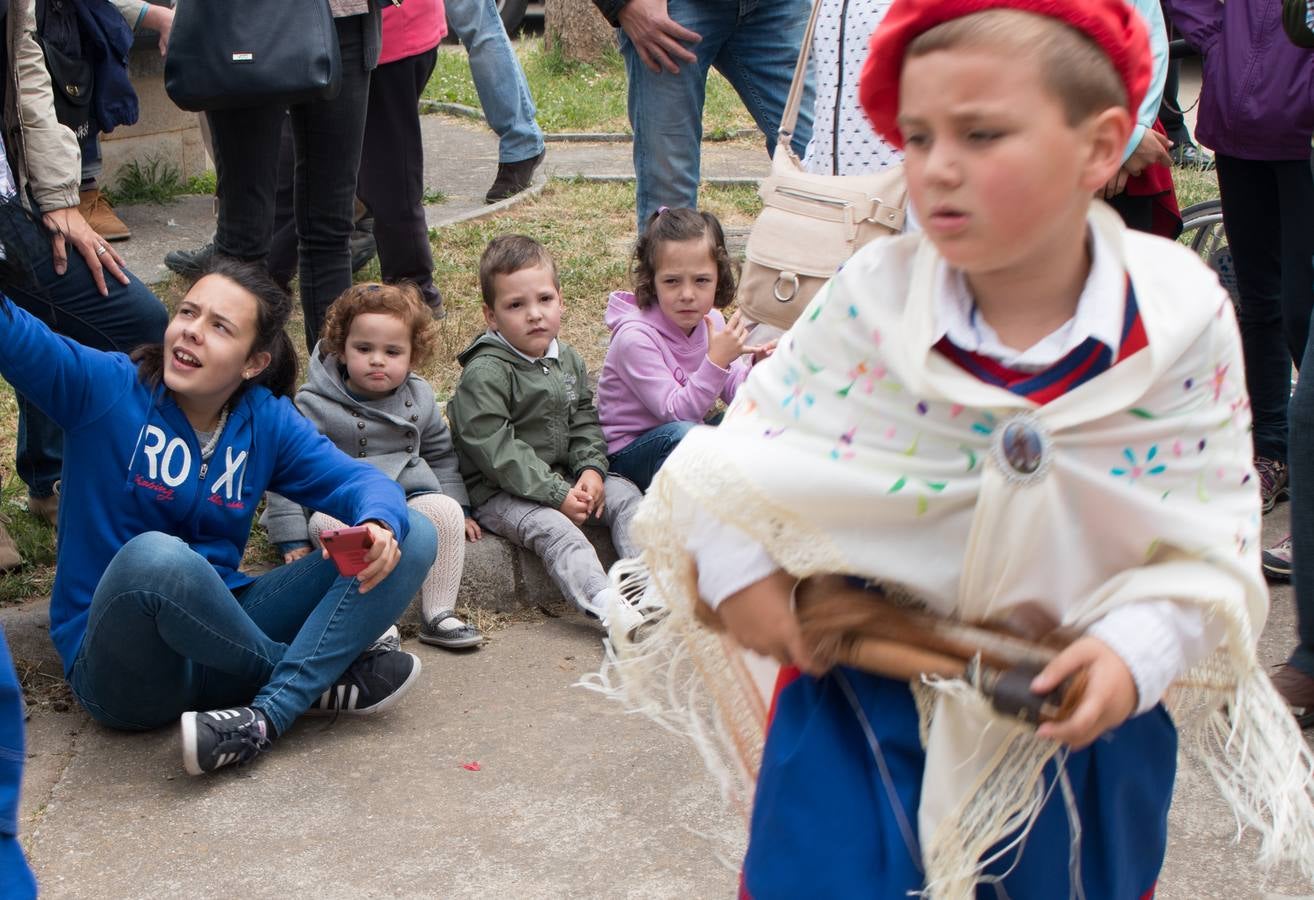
[305,648,421,717]
[164,241,214,279]
[485,150,545,203]
[180,707,271,776]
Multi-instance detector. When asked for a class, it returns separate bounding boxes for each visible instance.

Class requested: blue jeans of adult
[7,218,167,499]
[444,0,545,164]
[67,511,437,737]
[607,420,695,491]
[208,15,373,353]
[1215,154,1314,464]
[620,0,814,228]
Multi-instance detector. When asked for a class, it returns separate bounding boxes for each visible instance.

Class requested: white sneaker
[596,588,664,642]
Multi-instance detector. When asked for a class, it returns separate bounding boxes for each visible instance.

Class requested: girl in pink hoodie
[598,208,768,490]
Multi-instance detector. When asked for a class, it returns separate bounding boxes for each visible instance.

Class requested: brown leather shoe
[1271,664,1314,728]
[26,492,57,528]
[78,188,131,242]
[0,520,21,573]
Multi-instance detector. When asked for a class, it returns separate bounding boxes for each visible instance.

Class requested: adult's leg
[357,48,443,313]
[714,0,814,160]
[290,15,373,351]
[1276,159,1314,370]
[1215,154,1287,463]
[474,492,611,614]
[1159,58,1189,148]
[247,509,436,735]
[68,532,290,731]
[621,0,735,227]
[208,103,287,266]
[268,114,299,291]
[6,215,168,499]
[1286,156,1314,683]
[443,0,545,164]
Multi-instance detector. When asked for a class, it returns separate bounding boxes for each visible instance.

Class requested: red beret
[858,0,1151,148]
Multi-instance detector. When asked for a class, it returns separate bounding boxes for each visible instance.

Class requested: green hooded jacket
[447,332,609,509]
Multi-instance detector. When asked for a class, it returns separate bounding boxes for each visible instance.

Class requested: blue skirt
[743,668,1175,899]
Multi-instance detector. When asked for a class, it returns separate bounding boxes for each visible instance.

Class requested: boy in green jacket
[448,235,649,636]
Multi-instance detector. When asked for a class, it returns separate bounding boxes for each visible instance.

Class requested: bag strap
[777,0,824,147]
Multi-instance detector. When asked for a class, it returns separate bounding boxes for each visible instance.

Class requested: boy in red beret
[596,0,1314,896]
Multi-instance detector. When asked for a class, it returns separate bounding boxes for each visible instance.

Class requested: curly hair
[319,282,437,367]
[631,207,737,310]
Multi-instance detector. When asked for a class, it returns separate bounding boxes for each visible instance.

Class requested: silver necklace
[197,404,230,480]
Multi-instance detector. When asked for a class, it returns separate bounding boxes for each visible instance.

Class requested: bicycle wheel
[1178,199,1240,310]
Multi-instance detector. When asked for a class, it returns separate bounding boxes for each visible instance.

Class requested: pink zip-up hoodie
[596,290,751,455]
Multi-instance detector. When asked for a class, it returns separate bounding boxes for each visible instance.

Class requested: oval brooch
[991,413,1052,486]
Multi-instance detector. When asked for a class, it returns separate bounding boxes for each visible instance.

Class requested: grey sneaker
[1255,457,1289,513]
[1263,536,1293,582]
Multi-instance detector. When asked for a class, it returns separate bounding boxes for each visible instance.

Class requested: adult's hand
[41,207,130,296]
[1123,129,1172,177]
[617,0,701,74]
[141,4,175,57]
[340,521,401,593]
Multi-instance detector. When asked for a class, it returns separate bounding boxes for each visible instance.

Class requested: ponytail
[254,329,299,399]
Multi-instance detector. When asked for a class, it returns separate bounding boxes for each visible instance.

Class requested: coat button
[410,414,419,422]
[359,437,367,446]
[358,451,366,458]
[405,400,413,407]
[357,421,365,430]
[406,445,414,453]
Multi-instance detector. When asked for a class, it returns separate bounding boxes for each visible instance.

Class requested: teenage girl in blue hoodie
[0,226,437,777]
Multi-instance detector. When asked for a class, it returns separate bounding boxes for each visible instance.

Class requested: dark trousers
[1159,58,1191,147]
[208,15,372,352]
[1286,152,1314,679]
[1215,154,1314,463]
[9,219,167,498]
[357,47,442,312]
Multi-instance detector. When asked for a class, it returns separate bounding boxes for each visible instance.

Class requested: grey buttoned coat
[262,342,468,545]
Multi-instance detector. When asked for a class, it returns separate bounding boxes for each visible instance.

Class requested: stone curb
[417,100,758,144]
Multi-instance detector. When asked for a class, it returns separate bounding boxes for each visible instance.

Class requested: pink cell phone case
[320,526,373,577]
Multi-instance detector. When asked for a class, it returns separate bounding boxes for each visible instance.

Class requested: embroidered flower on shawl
[1111,445,1168,482]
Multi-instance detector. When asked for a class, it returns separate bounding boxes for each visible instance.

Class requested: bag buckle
[774,272,800,303]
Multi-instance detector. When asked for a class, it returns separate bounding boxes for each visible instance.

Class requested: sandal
[418,608,483,650]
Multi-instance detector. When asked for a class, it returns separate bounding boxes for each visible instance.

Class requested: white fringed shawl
[590,205,1314,896]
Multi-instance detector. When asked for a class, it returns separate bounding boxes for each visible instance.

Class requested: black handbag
[36,0,93,138]
[164,0,342,112]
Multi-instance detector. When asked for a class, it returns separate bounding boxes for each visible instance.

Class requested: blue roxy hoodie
[0,299,410,677]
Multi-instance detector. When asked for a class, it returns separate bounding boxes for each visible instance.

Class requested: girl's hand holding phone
[323,521,400,593]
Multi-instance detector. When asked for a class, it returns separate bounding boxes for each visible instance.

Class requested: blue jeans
[607,421,695,491]
[620,0,814,228]
[444,0,545,164]
[6,218,168,498]
[68,511,437,737]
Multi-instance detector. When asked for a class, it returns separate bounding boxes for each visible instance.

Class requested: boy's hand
[575,469,606,519]
[464,517,482,542]
[283,546,312,565]
[1031,636,1137,749]
[559,488,592,525]
[707,310,749,369]
[717,571,819,675]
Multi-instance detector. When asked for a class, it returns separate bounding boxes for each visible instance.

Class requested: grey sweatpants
[473,475,642,615]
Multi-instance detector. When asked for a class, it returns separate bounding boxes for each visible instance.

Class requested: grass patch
[104,157,184,205]
[1172,164,1218,211]
[426,36,756,136]
[423,188,449,205]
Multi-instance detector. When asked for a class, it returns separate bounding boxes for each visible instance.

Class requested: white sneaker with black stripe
[305,647,422,717]
[180,706,270,776]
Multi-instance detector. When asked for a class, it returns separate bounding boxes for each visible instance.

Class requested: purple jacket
[1165,0,1314,160]
[596,291,750,455]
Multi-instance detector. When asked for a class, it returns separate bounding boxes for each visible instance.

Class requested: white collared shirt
[932,228,1123,371]
[489,330,559,364]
